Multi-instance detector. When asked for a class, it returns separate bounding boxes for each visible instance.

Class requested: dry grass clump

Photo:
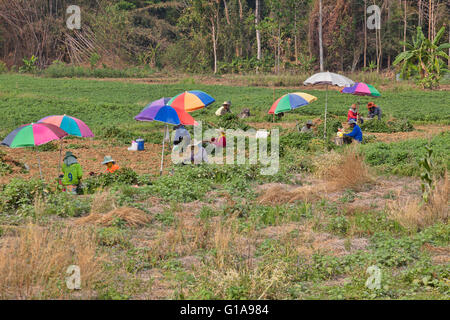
[314,147,373,191]
[0,223,105,299]
[388,173,448,231]
[258,185,325,205]
[90,191,117,214]
[76,207,151,227]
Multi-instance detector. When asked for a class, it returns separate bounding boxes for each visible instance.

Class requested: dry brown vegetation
[77,207,151,227]
[0,224,105,299]
[259,148,374,205]
[388,173,449,232]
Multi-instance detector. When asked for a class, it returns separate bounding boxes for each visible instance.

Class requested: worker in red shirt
[347,104,363,124]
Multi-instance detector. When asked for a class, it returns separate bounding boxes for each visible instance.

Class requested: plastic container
[136,139,145,151]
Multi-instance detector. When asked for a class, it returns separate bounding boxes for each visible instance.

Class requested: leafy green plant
[418,145,434,203]
[0,178,46,213]
[19,55,38,73]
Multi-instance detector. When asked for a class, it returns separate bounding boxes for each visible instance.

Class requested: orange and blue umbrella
[167,91,215,112]
[341,83,381,97]
[268,92,317,115]
[1,123,68,148]
[38,115,94,137]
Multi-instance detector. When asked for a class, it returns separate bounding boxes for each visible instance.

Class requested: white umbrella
[304,72,354,139]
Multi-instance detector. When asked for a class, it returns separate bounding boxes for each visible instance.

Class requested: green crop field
[0,74,449,300]
[1,74,449,138]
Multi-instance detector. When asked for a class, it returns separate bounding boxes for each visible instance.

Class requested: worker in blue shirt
[344,119,363,143]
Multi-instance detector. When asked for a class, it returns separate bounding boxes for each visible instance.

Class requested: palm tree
[393,26,450,89]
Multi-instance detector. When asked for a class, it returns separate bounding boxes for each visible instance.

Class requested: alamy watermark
[66,265,81,290]
[367,5,381,30]
[66,5,81,30]
[365,265,382,290]
[170,122,279,175]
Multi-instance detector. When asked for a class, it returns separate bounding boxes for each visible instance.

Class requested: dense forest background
[0,0,448,74]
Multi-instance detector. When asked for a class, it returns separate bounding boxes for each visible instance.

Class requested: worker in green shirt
[61,151,83,194]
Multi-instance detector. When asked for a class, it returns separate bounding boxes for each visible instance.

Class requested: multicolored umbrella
[38,115,94,137]
[341,83,381,97]
[1,123,68,148]
[167,91,215,112]
[140,97,171,111]
[268,92,318,115]
[1,123,69,179]
[135,105,197,126]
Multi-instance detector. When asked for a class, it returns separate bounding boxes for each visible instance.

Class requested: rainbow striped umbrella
[1,123,69,179]
[167,91,215,112]
[1,123,68,148]
[38,115,94,137]
[341,83,381,97]
[268,92,317,115]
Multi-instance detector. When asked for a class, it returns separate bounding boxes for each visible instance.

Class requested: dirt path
[367,125,449,143]
[0,139,171,184]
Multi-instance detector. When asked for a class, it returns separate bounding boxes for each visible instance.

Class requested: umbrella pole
[37,152,43,180]
[324,84,328,140]
[159,125,167,176]
[58,139,63,173]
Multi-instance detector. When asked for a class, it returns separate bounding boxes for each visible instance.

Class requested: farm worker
[367,102,382,120]
[210,128,226,148]
[102,156,120,173]
[172,124,191,153]
[182,140,209,165]
[61,151,83,190]
[347,104,359,122]
[300,120,314,133]
[215,101,232,116]
[343,119,363,143]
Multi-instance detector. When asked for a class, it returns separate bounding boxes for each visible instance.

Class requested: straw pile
[76,207,151,227]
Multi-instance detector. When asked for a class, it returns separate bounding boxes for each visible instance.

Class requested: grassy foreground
[0,74,448,300]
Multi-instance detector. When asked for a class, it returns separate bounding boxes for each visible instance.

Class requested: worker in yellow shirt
[102,156,120,173]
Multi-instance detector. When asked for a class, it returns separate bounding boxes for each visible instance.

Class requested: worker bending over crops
[366,102,382,120]
[173,124,191,153]
[182,140,209,165]
[347,104,363,124]
[61,151,83,194]
[102,156,120,173]
[343,119,363,143]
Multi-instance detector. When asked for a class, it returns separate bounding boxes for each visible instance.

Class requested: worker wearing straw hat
[215,101,232,116]
[102,155,120,173]
[300,120,314,133]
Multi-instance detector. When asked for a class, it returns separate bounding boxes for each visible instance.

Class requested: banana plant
[393,26,450,89]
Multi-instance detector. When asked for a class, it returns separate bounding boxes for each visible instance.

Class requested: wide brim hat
[222,101,231,106]
[306,120,313,125]
[64,151,76,160]
[348,119,357,125]
[102,156,115,165]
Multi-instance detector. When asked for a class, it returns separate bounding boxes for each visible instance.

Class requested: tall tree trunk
[364,0,367,69]
[319,0,324,71]
[277,24,281,74]
[294,3,298,64]
[418,0,423,27]
[255,0,261,61]
[223,0,230,25]
[428,0,432,40]
[403,0,407,52]
[211,20,217,74]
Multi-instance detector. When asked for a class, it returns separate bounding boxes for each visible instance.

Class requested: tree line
[0,0,448,76]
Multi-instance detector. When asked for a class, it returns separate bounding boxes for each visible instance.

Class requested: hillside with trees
[0,0,448,77]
